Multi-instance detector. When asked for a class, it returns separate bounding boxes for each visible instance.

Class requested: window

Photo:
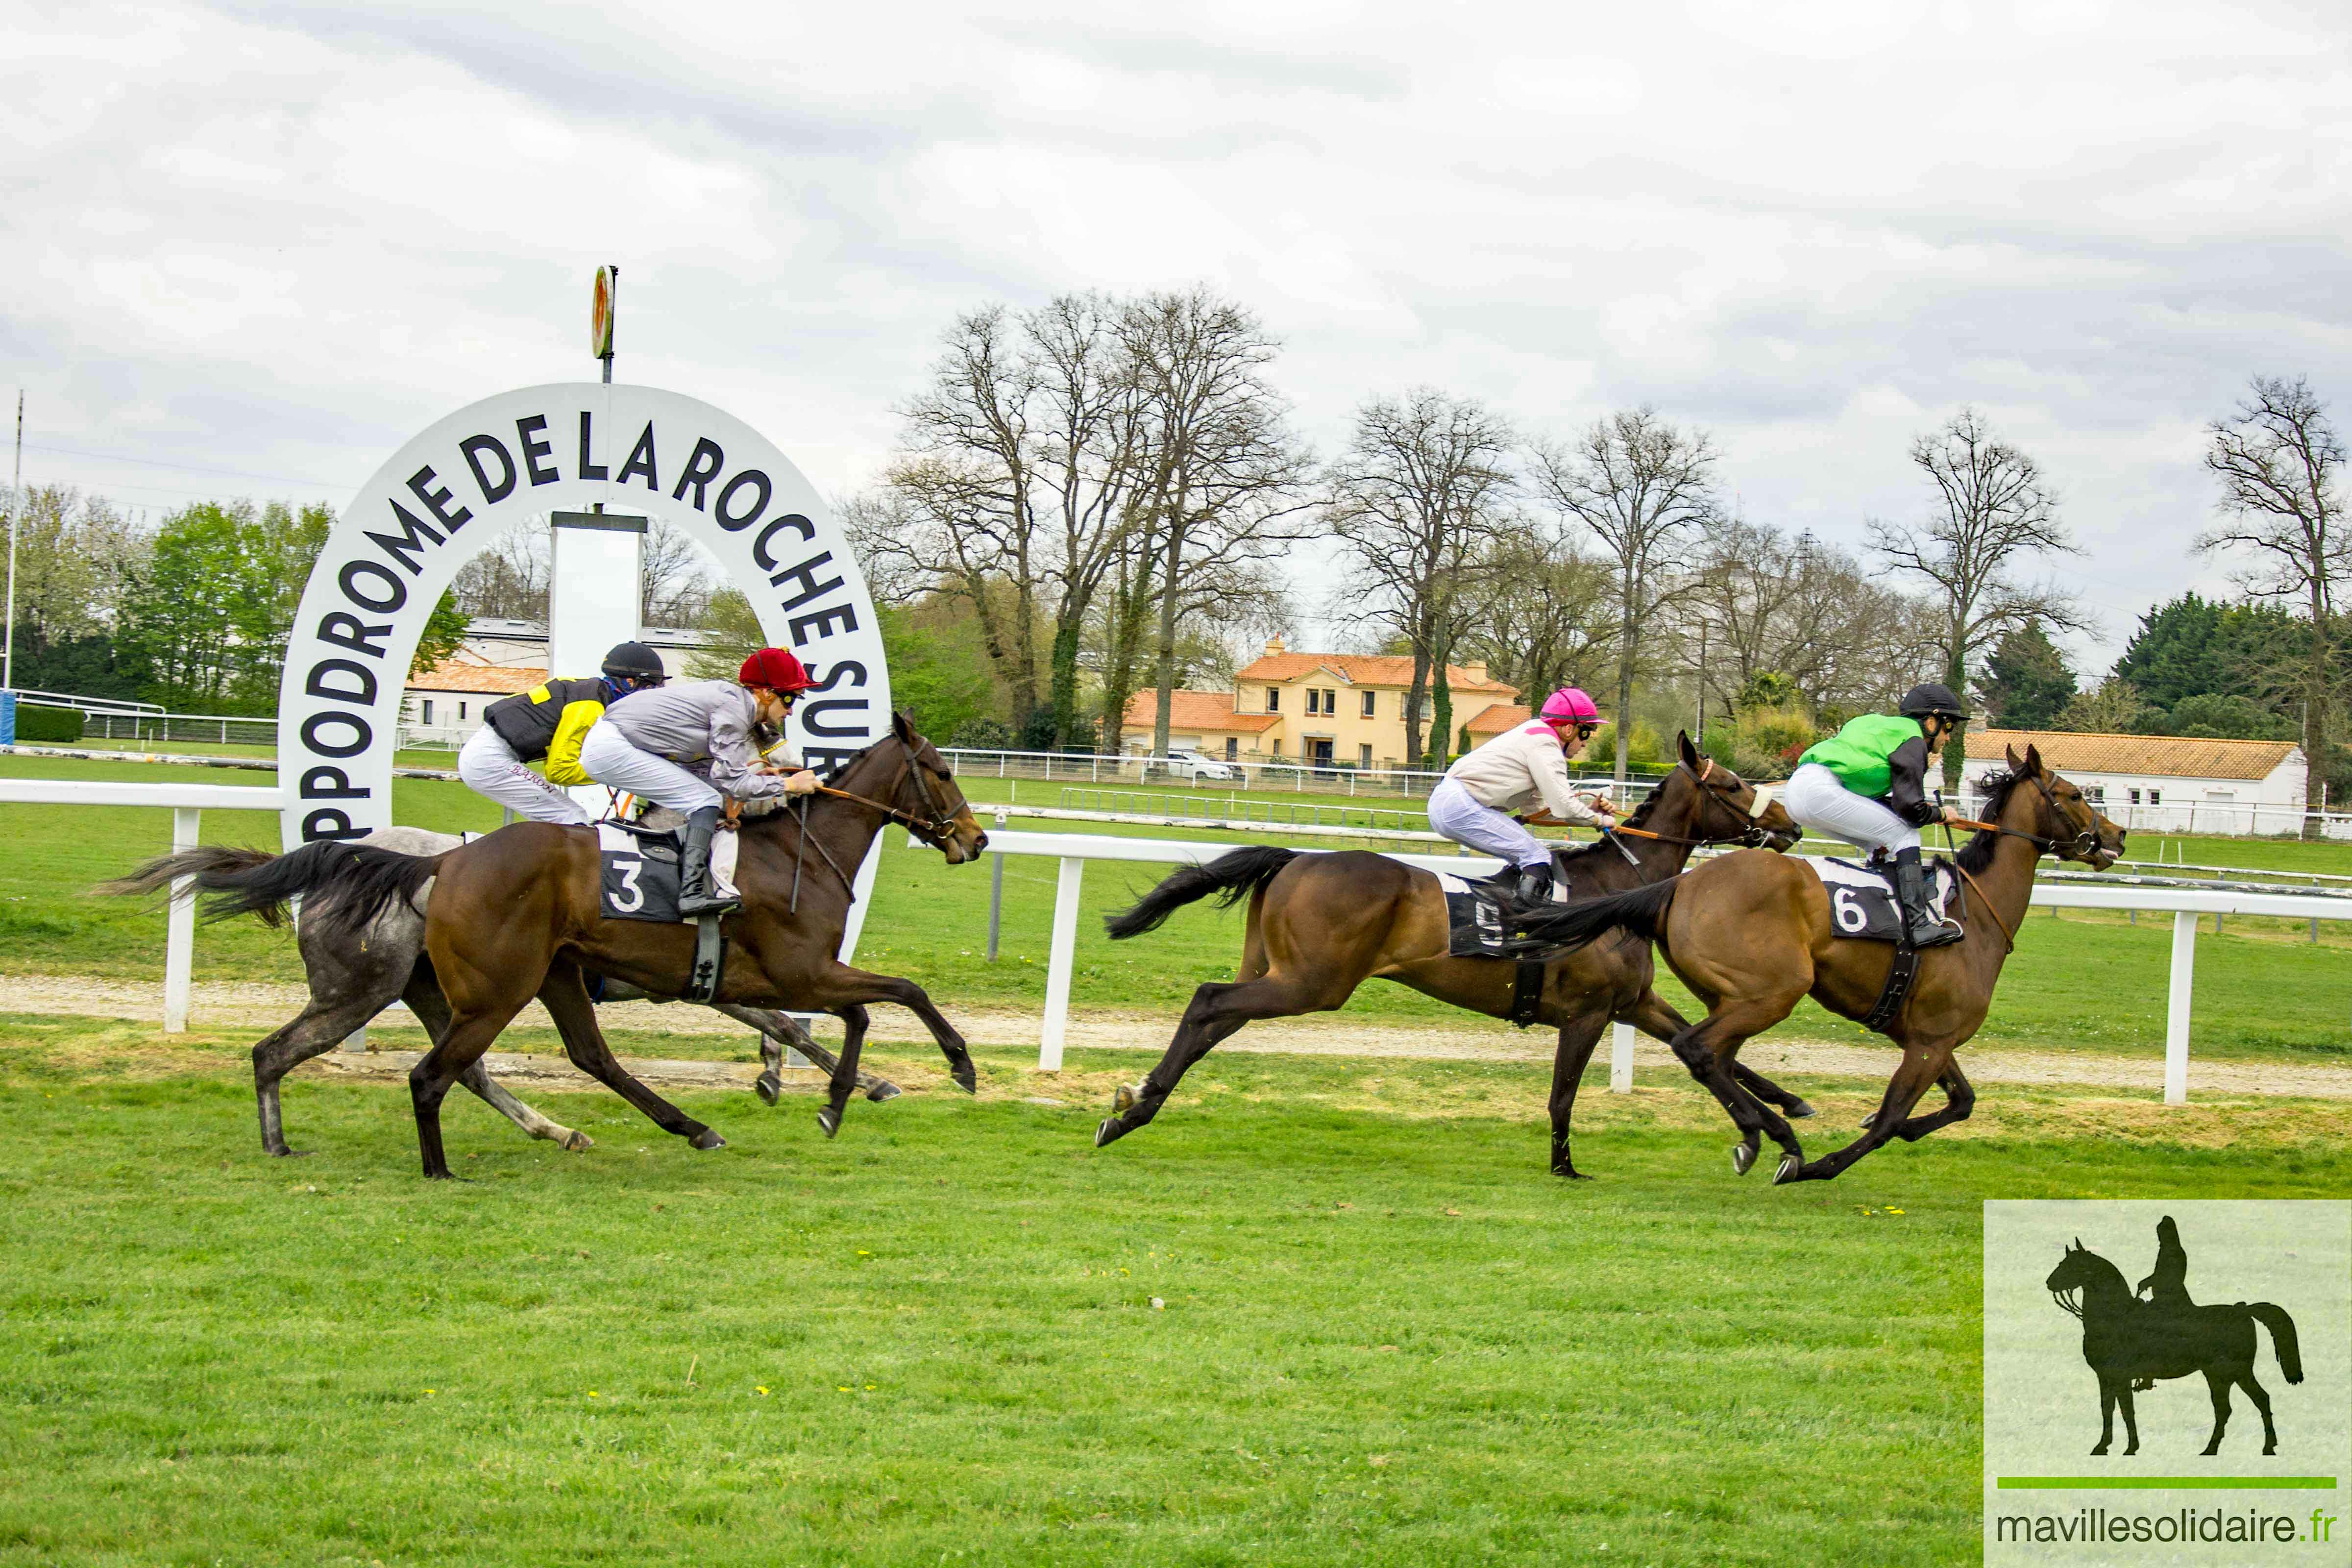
[1358,743,1372,767]
[458,702,468,721]
[1361,690,1376,718]
[1305,688,1324,716]
[421,699,434,725]
[2148,789,2161,807]
[2128,789,2142,806]
[2085,785,2104,804]
[1265,687,1280,713]
[1324,687,1338,715]
[1224,737,1238,761]
[1271,738,1282,756]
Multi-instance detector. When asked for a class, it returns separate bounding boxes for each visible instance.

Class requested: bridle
[1607,758,1783,850]
[807,734,964,846]
[1948,766,2109,954]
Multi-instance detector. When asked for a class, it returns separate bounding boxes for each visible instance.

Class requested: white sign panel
[277,382,891,849]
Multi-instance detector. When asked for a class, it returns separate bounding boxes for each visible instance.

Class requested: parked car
[1147,749,1238,782]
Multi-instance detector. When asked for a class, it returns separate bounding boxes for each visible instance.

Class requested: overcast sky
[7,0,2349,672]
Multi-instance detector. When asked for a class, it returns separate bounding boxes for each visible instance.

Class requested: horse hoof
[755,1076,781,1107]
[689,1128,727,1151]
[1731,1143,1757,1177]
[1112,1083,1138,1115]
[1788,1099,1817,1119]
[1771,1153,1805,1185]
[559,1130,593,1152]
[953,1066,978,1096]
[816,1106,841,1139]
[865,1081,902,1103]
[1095,1117,1127,1148]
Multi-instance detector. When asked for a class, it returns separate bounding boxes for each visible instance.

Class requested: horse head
[2004,744,2126,870]
[2046,1239,2124,1319]
[885,711,989,865]
[1665,731,1802,851]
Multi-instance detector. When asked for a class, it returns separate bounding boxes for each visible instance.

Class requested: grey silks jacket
[598,680,800,800]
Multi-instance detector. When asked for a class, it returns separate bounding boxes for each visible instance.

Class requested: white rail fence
[963,827,2352,1105]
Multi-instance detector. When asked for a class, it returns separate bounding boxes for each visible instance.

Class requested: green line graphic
[1997,1477,2339,1491]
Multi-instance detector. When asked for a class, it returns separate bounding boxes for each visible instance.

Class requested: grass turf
[3,1032,2349,1568]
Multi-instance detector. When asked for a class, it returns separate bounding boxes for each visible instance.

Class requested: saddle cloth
[595,821,738,923]
[1804,856,1957,944]
[1433,869,1570,959]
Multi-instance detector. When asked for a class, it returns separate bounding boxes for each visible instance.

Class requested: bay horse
[2047,1236,2302,1456]
[1501,743,2124,1183]
[122,712,988,1177]
[1096,732,1804,1176]
[107,825,913,1159]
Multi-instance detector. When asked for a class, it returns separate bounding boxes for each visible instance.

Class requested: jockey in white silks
[1425,687,1620,904]
[577,647,821,918]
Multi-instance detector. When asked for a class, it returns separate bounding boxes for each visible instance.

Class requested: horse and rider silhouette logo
[2045,1216,2304,1457]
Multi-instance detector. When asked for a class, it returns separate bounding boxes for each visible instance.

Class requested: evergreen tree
[1976,621,2076,729]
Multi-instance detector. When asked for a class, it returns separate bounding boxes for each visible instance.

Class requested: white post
[162,807,199,1033]
[1039,855,1084,1071]
[2164,910,2196,1105]
[1609,1020,1635,1092]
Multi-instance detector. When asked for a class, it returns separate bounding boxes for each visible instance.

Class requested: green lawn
[3,1029,2348,1568]
[5,755,2349,1068]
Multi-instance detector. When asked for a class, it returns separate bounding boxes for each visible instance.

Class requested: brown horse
[1096,733,1804,1176]
[1501,743,2124,1182]
[137,713,988,1177]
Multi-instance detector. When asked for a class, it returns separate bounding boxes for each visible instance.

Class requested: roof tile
[1233,651,1516,695]
[1972,728,2300,782]
[1120,689,1282,734]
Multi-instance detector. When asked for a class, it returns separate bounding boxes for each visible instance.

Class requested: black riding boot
[1513,860,1555,906]
[1892,846,1960,948]
[676,806,740,918]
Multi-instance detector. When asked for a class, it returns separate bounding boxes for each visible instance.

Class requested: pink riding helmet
[1539,687,1603,727]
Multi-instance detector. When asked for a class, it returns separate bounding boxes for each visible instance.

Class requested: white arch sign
[276,382,892,849]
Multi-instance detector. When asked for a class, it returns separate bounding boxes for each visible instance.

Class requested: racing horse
[116,712,988,1177]
[1500,744,2124,1182]
[1096,733,1804,1176]
[108,824,914,1160]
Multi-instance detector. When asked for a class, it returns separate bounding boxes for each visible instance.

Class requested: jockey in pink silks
[1426,687,1620,904]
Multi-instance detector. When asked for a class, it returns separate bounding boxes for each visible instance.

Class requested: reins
[1942,771,2104,955]
[770,733,963,910]
[1600,759,1778,849]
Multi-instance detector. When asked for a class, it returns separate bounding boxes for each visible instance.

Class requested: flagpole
[5,390,22,691]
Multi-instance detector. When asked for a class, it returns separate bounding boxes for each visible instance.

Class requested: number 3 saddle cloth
[595,820,741,923]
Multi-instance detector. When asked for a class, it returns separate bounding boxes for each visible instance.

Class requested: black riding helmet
[1898,682,1969,722]
[601,640,667,688]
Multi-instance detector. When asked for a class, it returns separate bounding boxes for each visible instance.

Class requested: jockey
[1785,682,1972,948]
[457,640,670,827]
[1426,686,1620,904]
[578,647,823,917]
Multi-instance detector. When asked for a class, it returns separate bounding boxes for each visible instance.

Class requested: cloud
[4,0,2345,665]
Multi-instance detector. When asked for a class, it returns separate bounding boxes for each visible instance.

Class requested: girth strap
[686,914,726,1004]
[1860,941,1918,1033]
[1508,958,1547,1028]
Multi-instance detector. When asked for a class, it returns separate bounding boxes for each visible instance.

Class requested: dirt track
[5,975,2350,1102]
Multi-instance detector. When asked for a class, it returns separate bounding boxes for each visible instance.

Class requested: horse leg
[1778,1039,1954,1184]
[2237,1369,2277,1455]
[713,1003,902,1106]
[1729,1063,1816,1120]
[1622,981,1816,1122]
[2200,1369,2234,1456]
[409,1000,531,1180]
[539,962,727,1151]
[2092,1379,2117,1455]
[251,995,385,1157]
[814,1004,869,1139]
[401,962,593,1152]
[1883,1059,1974,1143]
[1656,999,1803,1178]
[793,967,976,1095]
[1546,1009,1610,1180]
[1096,969,1353,1148]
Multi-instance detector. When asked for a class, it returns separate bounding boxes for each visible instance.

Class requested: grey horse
[113,824,904,1157]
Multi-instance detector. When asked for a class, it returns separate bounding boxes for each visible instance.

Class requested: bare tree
[452,521,550,621]
[1325,389,1519,765]
[1531,407,1720,782]
[639,517,713,627]
[1124,288,1313,757]
[1455,526,1615,710]
[1868,408,2080,788]
[2202,374,2346,835]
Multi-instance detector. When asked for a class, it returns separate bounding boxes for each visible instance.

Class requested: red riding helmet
[738,647,814,693]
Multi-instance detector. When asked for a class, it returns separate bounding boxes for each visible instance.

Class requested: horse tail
[1104,846,1300,940]
[2247,1302,2303,1383]
[101,840,443,942]
[1501,877,1679,955]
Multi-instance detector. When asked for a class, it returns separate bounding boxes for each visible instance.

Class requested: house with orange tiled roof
[1958,728,2308,836]
[401,656,551,745]
[1121,638,1519,768]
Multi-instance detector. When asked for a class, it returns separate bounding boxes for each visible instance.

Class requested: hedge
[13,703,85,743]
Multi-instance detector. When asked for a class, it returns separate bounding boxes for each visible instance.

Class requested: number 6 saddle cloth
[594,820,741,923]
[1805,855,1960,944]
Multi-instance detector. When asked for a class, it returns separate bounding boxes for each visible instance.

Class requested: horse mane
[1958,767,2025,873]
[1553,777,1670,869]
[2060,1246,2127,1294]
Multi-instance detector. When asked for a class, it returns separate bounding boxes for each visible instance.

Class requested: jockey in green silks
[1783,682,1973,948]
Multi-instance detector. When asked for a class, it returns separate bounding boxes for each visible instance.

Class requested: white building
[1960,728,2310,837]
[398,619,720,748]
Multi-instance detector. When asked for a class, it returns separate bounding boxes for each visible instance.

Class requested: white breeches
[457,726,591,825]
[1782,762,1919,855]
[577,719,722,814]
[1427,776,1552,868]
